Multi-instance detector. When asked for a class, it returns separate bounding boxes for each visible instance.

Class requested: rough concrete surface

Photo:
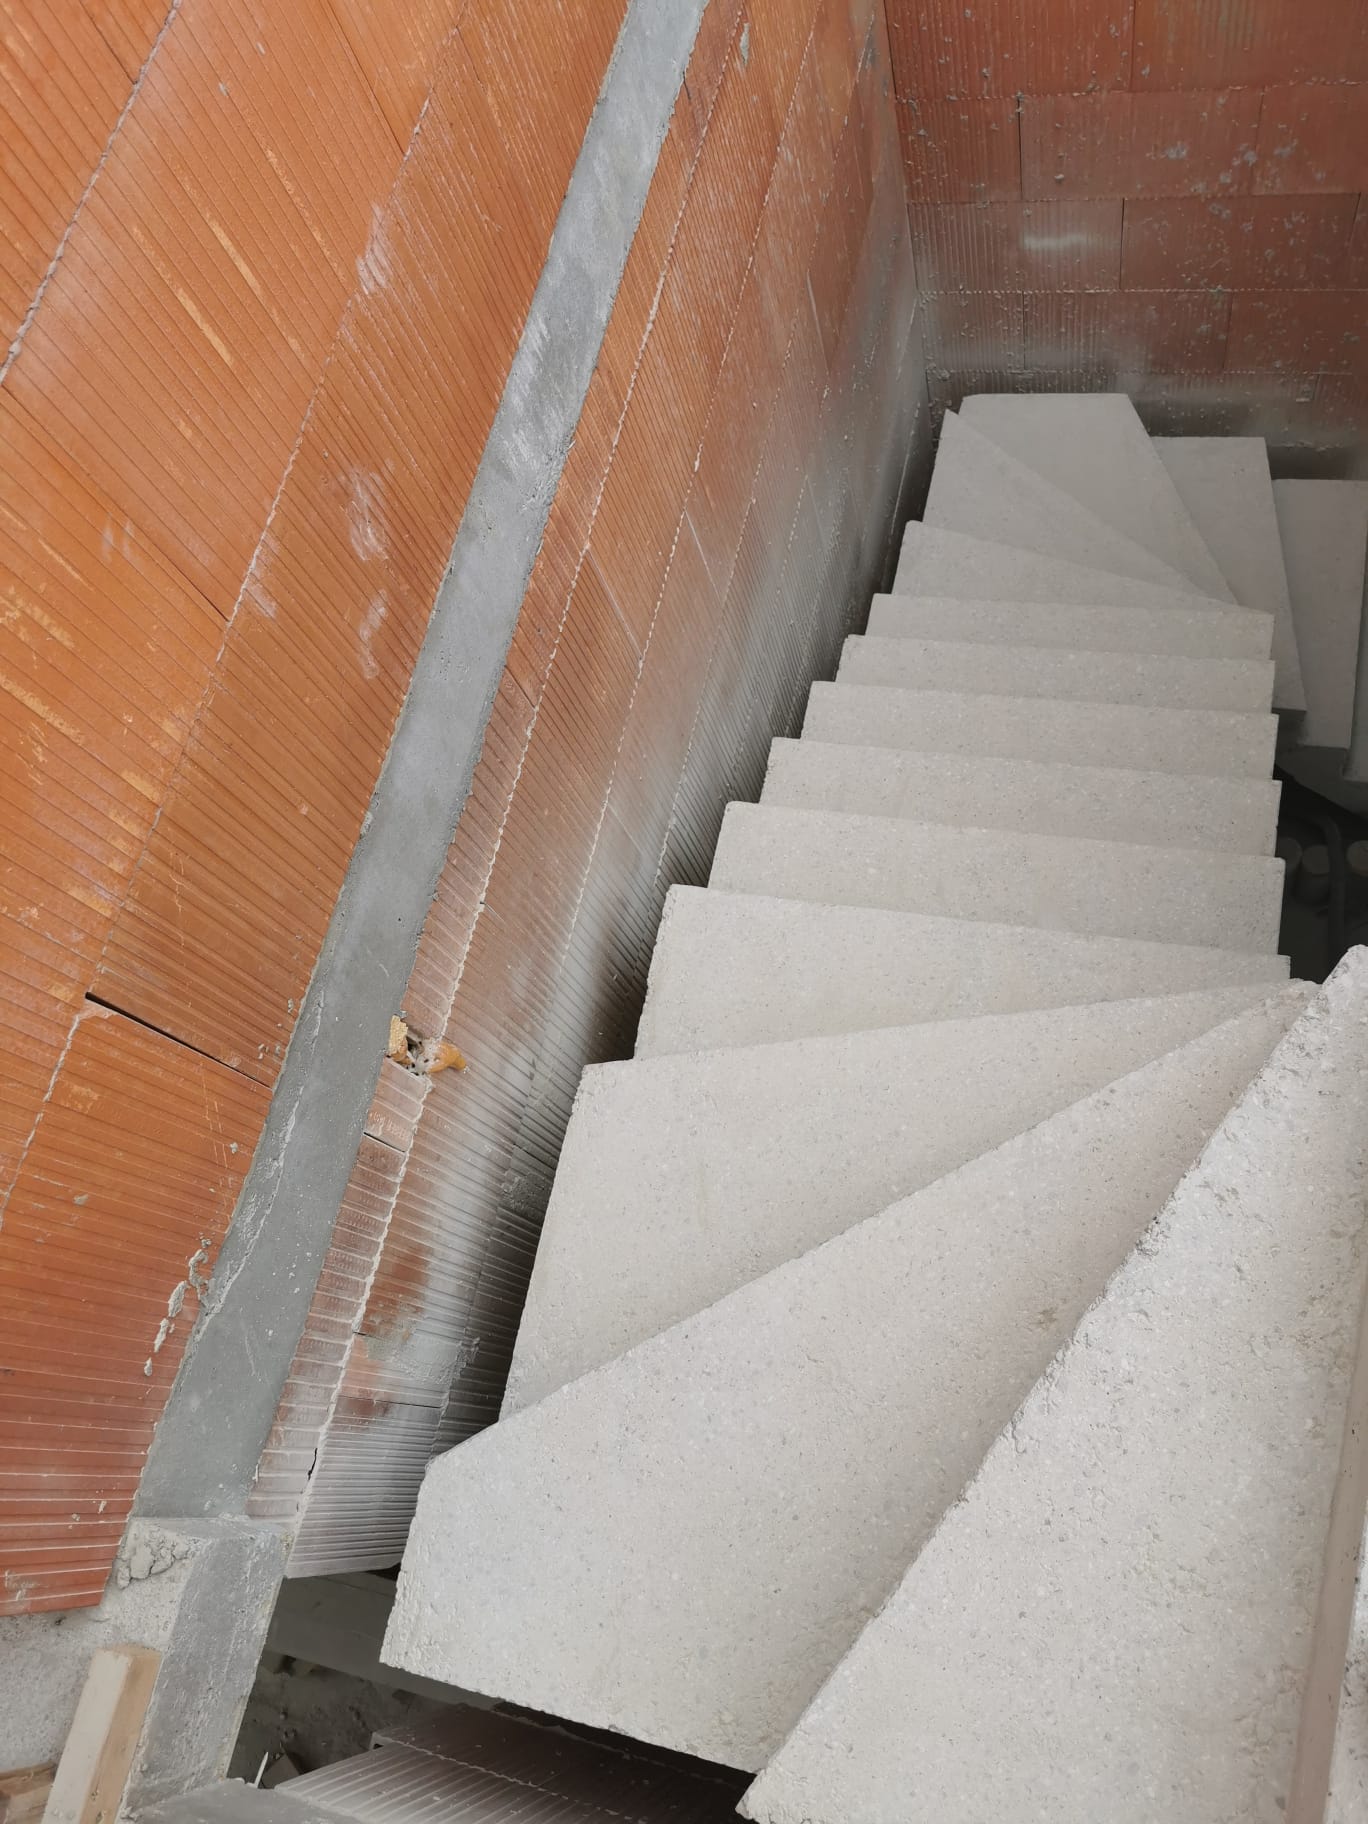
[635,888,1288,1056]
[801,682,1277,779]
[893,521,1227,611]
[386,994,1307,1770]
[866,593,1274,660]
[760,738,1280,853]
[1328,1542,1368,1822]
[710,803,1285,950]
[836,634,1273,711]
[742,954,1368,1824]
[504,982,1280,1408]
[925,412,1203,592]
[1274,479,1368,749]
[959,393,1232,599]
[1153,434,1306,711]
[0,1519,284,1801]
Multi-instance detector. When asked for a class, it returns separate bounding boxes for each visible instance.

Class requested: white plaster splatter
[357,204,393,295]
[359,591,387,681]
[347,470,388,563]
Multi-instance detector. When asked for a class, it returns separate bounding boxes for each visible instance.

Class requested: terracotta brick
[909,200,1122,291]
[1227,292,1368,373]
[921,292,1026,371]
[1256,87,1368,195]
[1121,196,1360,291]
[460,0,629,241]
[1021,90,1259,200]
[0,5,150,348]
[0,1007,268,1612]
[323,0,467,144]
[897,99,1021,204]
[885,0,1132,100]
[1134,0,1368,89]
[1025,289,1231,373]
[1345,197,1368,287]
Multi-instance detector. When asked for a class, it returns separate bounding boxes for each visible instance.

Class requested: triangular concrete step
[893,522,1229,611]
[742,953,1368,1824]
[804,682,1276,779]
[503,983,1283,1410]
[927,413,1203,593]
[1274,479,1368,750]
[636,889,1289,1057]
[1329,1542,1368,1820]
[1152,434,1306,712]
[837,635,1273,712]
[959,393,1232,599]
[761,739,1279,854]
[387,993,1311,1773]
[867,592,1274,661]
[710,803,1284,951]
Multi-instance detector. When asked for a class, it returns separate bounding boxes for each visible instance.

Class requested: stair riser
[866,594,1274,660]
[637,889,1289,1056]
[837,636,1273,713]
[712,805,1284,952]
[762,740,1280,855]
[803,684,1277,780]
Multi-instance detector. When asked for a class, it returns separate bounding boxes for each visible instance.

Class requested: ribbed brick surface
[887,0,1368,420]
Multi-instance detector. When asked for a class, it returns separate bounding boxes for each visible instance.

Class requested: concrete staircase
[380,395,1368,1823]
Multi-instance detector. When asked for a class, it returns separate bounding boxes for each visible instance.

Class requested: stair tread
[742,955,1368,1824]
[804,681,1277,779]
[1274,478,1368,750]
[760,738,1280,853]
[867,592,1274,660]
[925,413,1207,593]
[637,887,1289,1057]
[838,634,1273,712]
[387,994,1309,1772]
[1152,434,1306,711]
[894,521,1230,611]
[503,982,1285,1412]
[711,801,1284,950]
[959,394,1232,599]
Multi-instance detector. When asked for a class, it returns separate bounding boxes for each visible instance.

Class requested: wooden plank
[0,1764,54,1824]
[44,1645,161,1824]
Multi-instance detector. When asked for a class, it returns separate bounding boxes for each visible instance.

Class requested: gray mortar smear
[135,0,710,1517]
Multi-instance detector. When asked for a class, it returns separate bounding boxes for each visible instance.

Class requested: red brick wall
[251,0,929,1575]
[0,0,627,1616]
[886,0,1368,459]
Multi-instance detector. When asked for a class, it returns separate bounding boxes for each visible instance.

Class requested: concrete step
[894,521,1230,611]
[803,682,1276,779]
[925,413,1204,592]
[636,888,1289,1056]
[710,803,1284,951]
[743,953,1368,1824]
[1330,1537,1368,1821]
[1274,479,1368,751]
[388,993,1311,1774]
[837,635,1273,712]
[959,393,1232,599]
[760,739,1280,853]
[1152,434,1306,712]
[504,985,1281,1411]
[866,592,1274,661]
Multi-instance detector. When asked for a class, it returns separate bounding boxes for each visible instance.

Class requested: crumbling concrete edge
[135,0,707,1523]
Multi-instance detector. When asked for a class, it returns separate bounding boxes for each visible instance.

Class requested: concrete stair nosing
[836,633,1274,713]
[760,738,1281,854]
[710,801,1285,952]
[802,682,1278,781]
[636,888,1290,1056]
